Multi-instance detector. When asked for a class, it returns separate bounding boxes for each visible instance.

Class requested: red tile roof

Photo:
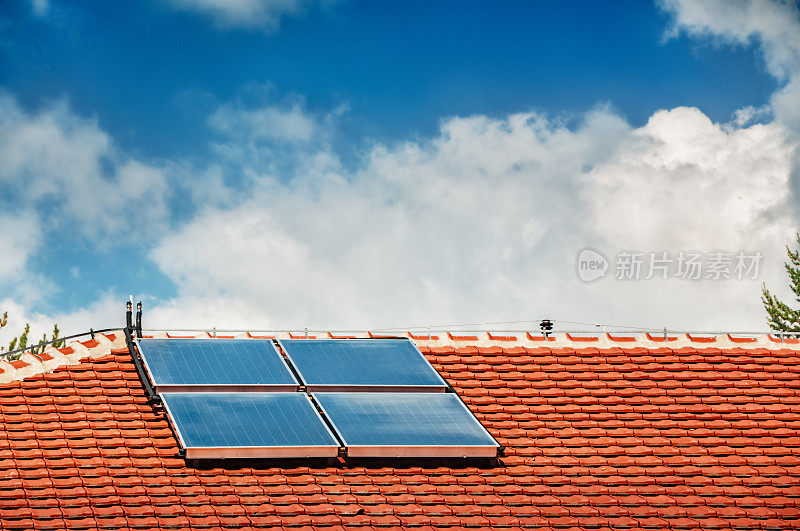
[1,331,800,530]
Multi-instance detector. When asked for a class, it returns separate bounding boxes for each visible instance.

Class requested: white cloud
[164,0,335,31]
[0,93,170,242]
[210,100,318,144]
[660,0,800,130]
[587,106,795,251]
[772,75,800,130]
[147,103,797,331]
[30,0,50,17]
[0,94,172,340]
[204,92,346,192]
[732,104,771,126]
[660,0,800,80]
[659,0,800,250]
[0,212,40,282]
[5,107,797,333]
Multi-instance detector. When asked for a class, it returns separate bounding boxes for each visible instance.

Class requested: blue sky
[0,0,798,335]
[2,0,776,160]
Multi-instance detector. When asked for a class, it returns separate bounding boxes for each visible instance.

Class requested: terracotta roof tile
[0,333,799,529]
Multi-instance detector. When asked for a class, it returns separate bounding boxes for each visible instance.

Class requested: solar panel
[161,392,340,458]
[314,392,499,457]
[136,338,298,392]
[278,339,447,392]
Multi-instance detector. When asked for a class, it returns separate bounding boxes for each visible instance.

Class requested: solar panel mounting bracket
[125,328,160,405]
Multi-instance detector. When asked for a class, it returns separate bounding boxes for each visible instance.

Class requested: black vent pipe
[125,300,133,333]
[135,301,142,338]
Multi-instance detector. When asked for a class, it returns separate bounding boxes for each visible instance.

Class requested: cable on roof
[0,327,120,360]
[371,318,675,333]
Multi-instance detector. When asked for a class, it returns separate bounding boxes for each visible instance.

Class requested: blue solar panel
[137,339,298,391]
[161,392,340,458]
[278,339,447,391]
[314,392,499,457]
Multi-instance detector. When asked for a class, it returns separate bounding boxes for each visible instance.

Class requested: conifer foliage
[762,233,800,333]
[0,313,64,360]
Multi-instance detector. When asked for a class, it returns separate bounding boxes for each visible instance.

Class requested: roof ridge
[3,329,795,384]
[143,330,800,350]
[0,329,127,384]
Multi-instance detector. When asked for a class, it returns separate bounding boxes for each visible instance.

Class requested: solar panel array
[136,337,498,459]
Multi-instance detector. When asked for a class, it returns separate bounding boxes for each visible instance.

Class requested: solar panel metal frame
[313,392,500,458]
[161,392,341,459]
[135,338,299,393]
[277,338,448,392]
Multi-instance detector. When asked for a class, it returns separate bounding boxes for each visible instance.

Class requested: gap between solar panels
[133,337,499,460]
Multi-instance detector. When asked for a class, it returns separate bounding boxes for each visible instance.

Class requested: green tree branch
[762,233,800,332]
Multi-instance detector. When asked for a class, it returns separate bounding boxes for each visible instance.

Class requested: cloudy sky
[0,0,798,338]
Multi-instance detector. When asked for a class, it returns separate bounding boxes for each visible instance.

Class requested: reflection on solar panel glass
[314,392,498,457]
[137,339,297,391]
[161,392,339,458]
[278,339,446,390]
